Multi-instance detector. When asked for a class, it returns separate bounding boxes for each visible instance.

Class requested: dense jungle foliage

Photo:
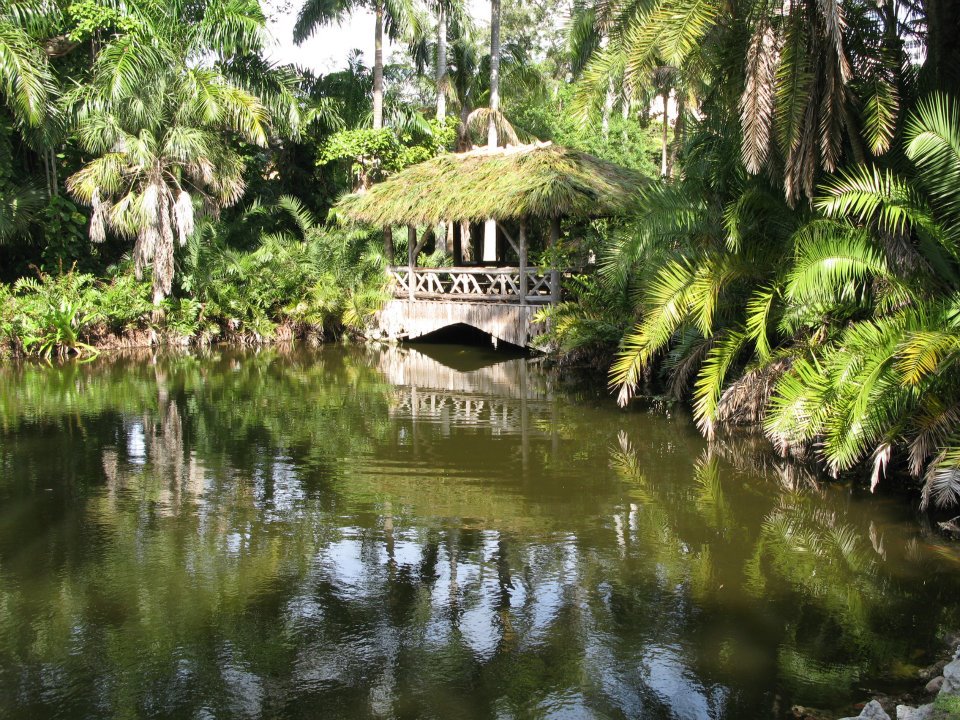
[1,0,959,508]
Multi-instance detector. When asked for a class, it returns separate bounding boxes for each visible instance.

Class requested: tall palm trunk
[483,0,501,263]
[486,0,500,148]
[924,0,960,90]
[660,89,669,178]
[373,0,384,129]
[602,79,614,137]
[457,104,470,150]
[436,3,447,119]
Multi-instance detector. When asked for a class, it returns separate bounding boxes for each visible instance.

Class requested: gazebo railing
[386,266,571,304]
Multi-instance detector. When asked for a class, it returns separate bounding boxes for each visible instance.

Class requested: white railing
[387,266,564,304]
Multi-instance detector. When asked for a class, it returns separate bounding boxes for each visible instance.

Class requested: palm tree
[487,0,501,149]
[428,0,466,120]
[65,0,276,308]
[610,93,960,507]
[572,0,912,205]
[481,0,503,261]
[763,94,960,506]
[294,0,419,130]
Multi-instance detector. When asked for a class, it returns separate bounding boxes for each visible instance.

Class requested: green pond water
[0,344,958,719]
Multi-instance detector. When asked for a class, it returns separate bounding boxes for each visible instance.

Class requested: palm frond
[740,19,778,174]
[0,18,53,126]
[923,443,960,509]
[785,219,891,305]
[862,77,898,156]
[693,327,748,436]
[294,0,353,44]
[906,94,960,221]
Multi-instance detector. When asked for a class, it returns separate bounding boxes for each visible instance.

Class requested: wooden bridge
[376,266,579,348]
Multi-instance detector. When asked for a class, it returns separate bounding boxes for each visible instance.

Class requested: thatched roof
[336,142,645,226]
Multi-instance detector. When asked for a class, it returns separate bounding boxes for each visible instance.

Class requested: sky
[263,0,490,75]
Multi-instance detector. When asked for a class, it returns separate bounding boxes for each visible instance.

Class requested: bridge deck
[376,266,583,348]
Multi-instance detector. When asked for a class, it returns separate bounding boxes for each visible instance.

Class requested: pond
[0,345,958,719]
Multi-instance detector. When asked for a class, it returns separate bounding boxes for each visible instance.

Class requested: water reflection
[0,346,958,719]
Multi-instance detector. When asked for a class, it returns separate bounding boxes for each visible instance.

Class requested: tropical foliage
[587,3,960,507]
[64,0,281,306]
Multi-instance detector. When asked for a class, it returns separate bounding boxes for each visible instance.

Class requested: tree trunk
[483,0,501,262]
[373,0,384,130]
[458,105,471,150]
[436,3,447,120]
[842,101,867,165]
[407,226,416,301]
[487,0,501,148]
[602,79,614,137]
[443,221,453,256]
[460,221,472,261]
[49,148,58,196]
[924,0,960,90]
[670,92,684,173]
[518,219,527,305]
[660,89,669,178]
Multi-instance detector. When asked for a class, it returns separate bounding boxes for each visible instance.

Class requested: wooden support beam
[407,226,416,301]
[519,218,528,306]
[452,220,462,265]
[383,225,395,264]
[413,227,431,258]
[497,221,521,256]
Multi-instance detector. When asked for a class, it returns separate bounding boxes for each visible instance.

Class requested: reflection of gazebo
[336,142,644,345]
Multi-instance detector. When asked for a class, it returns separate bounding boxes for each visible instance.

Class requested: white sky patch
[264,0,491,74]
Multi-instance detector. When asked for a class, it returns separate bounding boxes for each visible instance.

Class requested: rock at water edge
[941,659,960,696]
[851,700,892,720]
[896,704,934,720]
[926,677,945,695]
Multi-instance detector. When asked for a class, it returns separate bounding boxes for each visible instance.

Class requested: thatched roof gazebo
[336,142,644,315]
[336,141,645,227]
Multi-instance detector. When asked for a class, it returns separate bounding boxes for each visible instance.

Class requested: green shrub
[10,272,101,358]
[0,267,154,358]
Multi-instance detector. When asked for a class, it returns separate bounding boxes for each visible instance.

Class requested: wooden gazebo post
[518,218,528,306]
[452,219,462,265]
[407,226,417,301]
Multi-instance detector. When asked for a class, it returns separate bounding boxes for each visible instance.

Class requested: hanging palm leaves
[572,0,910,205]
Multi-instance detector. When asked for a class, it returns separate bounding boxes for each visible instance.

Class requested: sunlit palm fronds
[0,7,54,127]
